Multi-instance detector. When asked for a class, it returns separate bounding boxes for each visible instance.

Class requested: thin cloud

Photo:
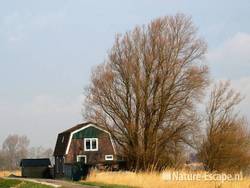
[207,32,250,79]
[0,95,84,147]
[207,32,250,121]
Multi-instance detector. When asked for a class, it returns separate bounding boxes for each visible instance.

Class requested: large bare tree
[84,14,209,170]
[2,135,30,170]
[198,82,250,172]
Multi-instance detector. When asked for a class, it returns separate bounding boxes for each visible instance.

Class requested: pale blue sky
[1,0,250,147]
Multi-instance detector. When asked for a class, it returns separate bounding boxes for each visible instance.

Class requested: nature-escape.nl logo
[161,171,243,182]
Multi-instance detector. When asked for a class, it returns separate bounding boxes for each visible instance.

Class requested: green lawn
[18,181,53,188]
[0,178,53,188]
[80,181,137,188]
[0,178,21,188]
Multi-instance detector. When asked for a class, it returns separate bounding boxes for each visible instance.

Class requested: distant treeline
[0,134,53,170]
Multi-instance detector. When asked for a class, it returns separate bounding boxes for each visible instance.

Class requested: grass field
[0,178,53,188]
[84,170,250,188]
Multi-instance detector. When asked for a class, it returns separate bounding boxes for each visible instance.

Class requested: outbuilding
[20,158,52,178]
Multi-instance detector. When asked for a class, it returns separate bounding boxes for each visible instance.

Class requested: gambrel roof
[53,122,116,156]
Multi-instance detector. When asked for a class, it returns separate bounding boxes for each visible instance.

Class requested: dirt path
[36,179,99,188]
[6,177,99,188]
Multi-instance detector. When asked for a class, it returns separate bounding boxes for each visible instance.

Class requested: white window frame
[105,155,114,161]
[84,138,98,151]
[77,155,87,163]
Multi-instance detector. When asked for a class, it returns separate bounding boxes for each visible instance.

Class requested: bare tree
[2,135,30,170]
[84,14,209,170]
[198,82,250,172]
[29,146,53,159]
[0,150,7,170]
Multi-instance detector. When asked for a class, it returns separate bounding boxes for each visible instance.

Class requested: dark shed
[20,158,52,178]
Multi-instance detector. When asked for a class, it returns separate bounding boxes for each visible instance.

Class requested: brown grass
[85,170,250,188]
[0,170,21,177]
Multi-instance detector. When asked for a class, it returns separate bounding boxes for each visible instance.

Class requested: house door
[77,155,87,164]
[73,155,89,181]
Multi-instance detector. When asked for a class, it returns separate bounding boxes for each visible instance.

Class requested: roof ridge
[61,122,93,133]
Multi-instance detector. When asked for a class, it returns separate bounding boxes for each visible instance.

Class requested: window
[105,155,114,161]
[85,139,91,150]
[92,139,97,149]
[77,155,87,163]
[84,138,98,151]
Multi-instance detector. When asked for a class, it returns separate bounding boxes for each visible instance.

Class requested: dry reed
[85,170,250,188]
[0,170,21,177]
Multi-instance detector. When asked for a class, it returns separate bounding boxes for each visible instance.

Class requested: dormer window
[84,138,98,151]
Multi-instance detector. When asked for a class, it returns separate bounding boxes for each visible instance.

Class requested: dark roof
[62,122,92,133]
[20,158,51,167]
[53,122,99,156]
[53,132,71,156]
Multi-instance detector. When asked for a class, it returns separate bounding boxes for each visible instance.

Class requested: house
[20,158,52,178]
[53,122,117,178]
